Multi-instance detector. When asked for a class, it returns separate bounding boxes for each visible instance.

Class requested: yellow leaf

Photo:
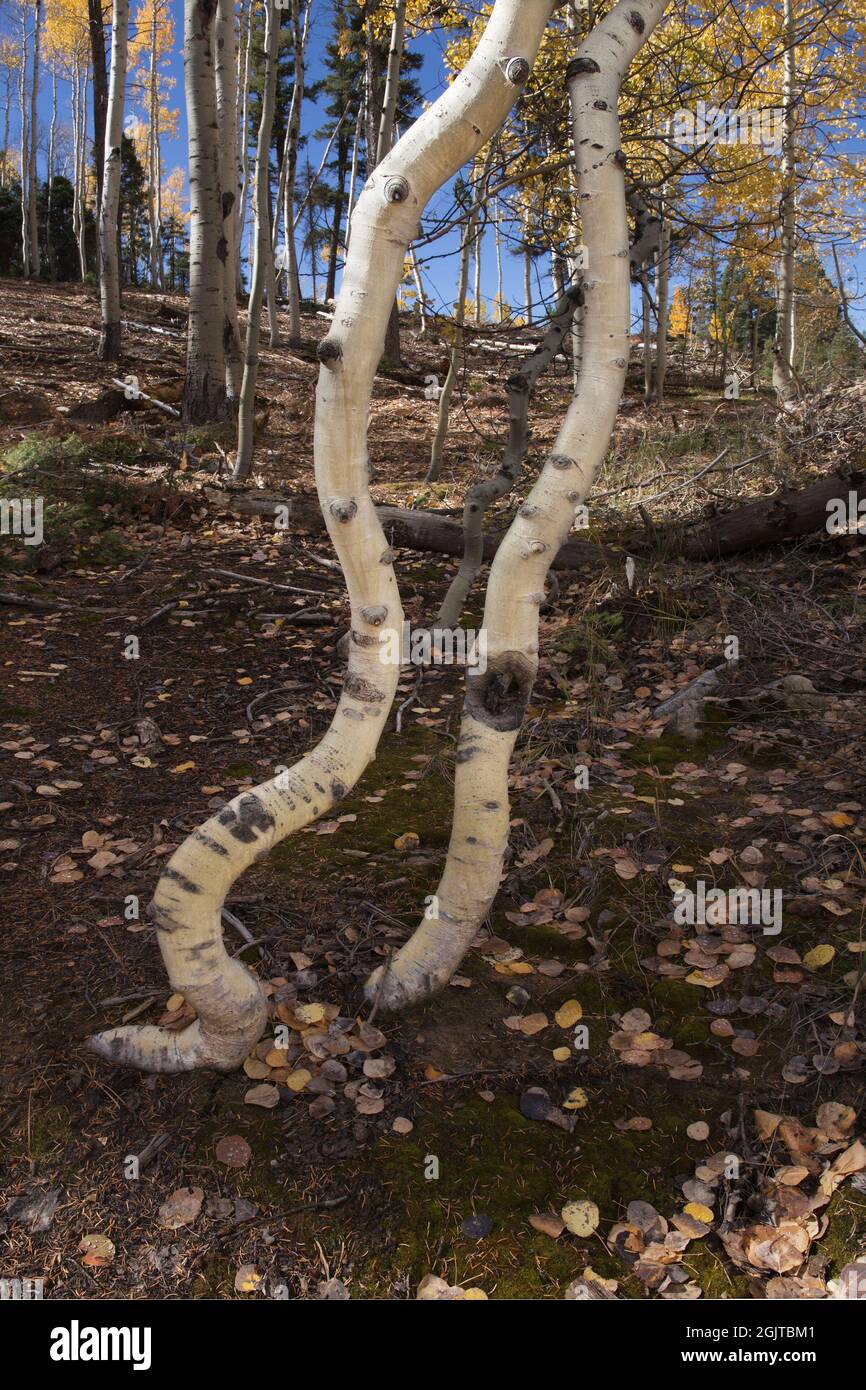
[803,944,835,970]
[563,1087,588,1110]
[684,1202,714,1224]
[561,1199,599,1237]
[555,999,583,1028]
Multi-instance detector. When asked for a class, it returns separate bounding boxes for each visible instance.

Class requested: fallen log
[204,487,611,570]
[632,470,866,560]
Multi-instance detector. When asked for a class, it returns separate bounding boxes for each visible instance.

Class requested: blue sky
[12,1,866,335]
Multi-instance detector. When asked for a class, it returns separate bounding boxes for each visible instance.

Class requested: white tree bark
[215,0,243,394]
[772,0,798,408]
[365,0,671,1011]
[654,215,670,404]
[233,0,278,482]
[27,0,41,276]
[182,0,227,424]
[437,283,582,631]
[235,0,252,298]
[375,0,406,167]
[90,0,556,1074]
[18,6,29,276]
[97,0,129,362]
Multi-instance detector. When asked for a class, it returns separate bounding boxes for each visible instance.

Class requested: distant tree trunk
[408,243,427,333]
[276,0,309,347]
[88,0,109,222]
[19,8,29,275]
[437,282,582,630]
[26,0,41,276]
[372,1,407,366]
[324,127,349,302]
[427,209,474,483]
[343,90,363,257]
[233,0,279,482]
[773,0,798,408]
[235,0,252,297]
[46,68,57,279]
[642,279,653,402]
[89,0,553,1075]
[97,0,129,362]
[522,210,533,325]
[654,216,670,404]
[495,200,504,320]
[215,0,242,395]
[146,7,162,291]
[183,0,227,424]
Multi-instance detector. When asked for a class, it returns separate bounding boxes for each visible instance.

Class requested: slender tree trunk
[437,283,582,630]
[282,0,309,348]
[773,0,798,408]
[90,0,555,1075]
[427,210,474,484]
[365,0,671,1010]
[1,67,11,186]
[26,0,41,276]
[344,90,363,257]
[324,128,349,303]
[372,4,406,365]
[642,279,653,402]
[375,0,406,165]
[183,0,227,424]
[19,8,29,276]
[654,216,670,405]
[46,68,57,279]
[88,0,109,224]
[495,199,504,320]
[233,0,278,481]
[215,0,243,394]
[522,210,533,325]
[235,0,252,297]
[146,9,162,290]
[408,242,427,333]
[97,0,129,361]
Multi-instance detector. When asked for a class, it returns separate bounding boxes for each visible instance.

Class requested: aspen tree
[365,0,672,1011]
[232,0,278,482]
[97,0,129,361]
[182,0,228,423]
[90,0,557,1073]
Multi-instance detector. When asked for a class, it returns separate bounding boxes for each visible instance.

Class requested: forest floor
[1,277,865,1301]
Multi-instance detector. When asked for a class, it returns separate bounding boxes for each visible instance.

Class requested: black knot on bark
[566,56,600,79]
[505,56,530,84]
[383,175,410,203]
[329,498,358,523]
[614,149,627,169]
[344,672,386,704]
[465,653,535,734]
[549,453,577,471]
[317,337,343,367]
[594,99,609,111]
[628,10,646,33]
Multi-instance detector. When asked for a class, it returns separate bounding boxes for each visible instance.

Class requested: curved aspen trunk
[232,0,279,482]
[436,283,581,630]
[97,0,129,362]
[365,0,671,1011]
[215,0,242,397]
[182,0,227,425]
[89,0,557,1074]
